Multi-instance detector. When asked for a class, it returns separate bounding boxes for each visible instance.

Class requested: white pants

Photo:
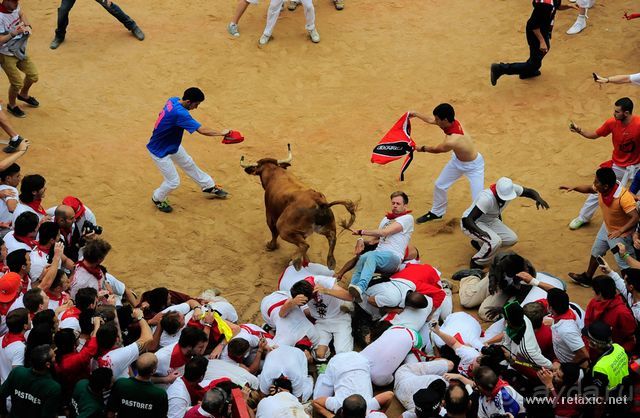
[263,0,315,36]
[576,0,595,8]
[315,314,353,354]
[431,153,485,217]
[461,217,518,265]
[577,163,639,222]
[150,146,215,202]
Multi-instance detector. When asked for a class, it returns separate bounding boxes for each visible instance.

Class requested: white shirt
[394,360,449,411]
[321,351,377,413]
[367,279,416,308]
[260,290,316,347]
[0,185,18,227]
[360,327,419,386]
[155,342,181,377]
[630,73,640,86]
[463,184,524,222]
[0,6,25,57]
[278,262,334,291]
[0,336,24,382]
[12,202,43,225]
[456,345,481,377]
[158,303,193,348]
[3,230,32,254]
[375,214,414,260]
[46,205,97,234]
[256,391,309,418]
[221,323,271,364]
[551,318,585,363]
[94,342,139,379]
[429,312,484,352]
[259,346,312,401]
[306,275,343,320]
[69,265,104,300]
[204,359,259,389]
[167,377,191,418]
[380,303,431,331]
[478,385,526,418]
[206,298,238,323]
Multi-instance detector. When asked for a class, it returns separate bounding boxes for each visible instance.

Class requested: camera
[82,221,103,235]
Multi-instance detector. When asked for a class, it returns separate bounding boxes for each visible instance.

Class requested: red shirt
[534,324,555,362]
[55,336,99,397]
[390,263,446,309]
[596,115,640,167]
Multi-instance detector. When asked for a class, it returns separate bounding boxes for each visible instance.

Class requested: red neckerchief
[77,261,104,282]
[24,200,46,215]
[601,184,619,207]
[182,377,206,405]
[60,306,81,321]
[1,332,25,348]
[443,119,464,135]
[490,378,510,398]
[170,343,188,369]
[0,4,11,13]
[46,290,69,306]
[385,210,412,220]
[35,243,50,256]
[13,234,37,248]
[490,183,499,198]
[0,297,17,316]
[552,308,577,322]
[0,263,7,274]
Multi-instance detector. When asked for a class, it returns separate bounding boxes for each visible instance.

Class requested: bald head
[341,394,367,417]
[136,353,157,378]
[55,205,75,228]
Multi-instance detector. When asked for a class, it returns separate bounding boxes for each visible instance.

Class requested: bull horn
[277,143,293,164]
[240,155,257,169]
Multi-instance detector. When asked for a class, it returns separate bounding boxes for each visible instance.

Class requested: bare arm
[0,141,28,171]
[532,28,548,52]
[37,242,64,291]
[18,9,30,28]
[461,206,490,240]
[408,111,436,124]
[196,126,230,137]
[520,187,550,209]
[354,221,403,239]
[572,347,590,368]
[279,295,307,318]
[595,73,632,84]
[569,122,600,139]
[134,309,153,351]
[432,325,463,350]
[316,284,354,302]
[559,184,597,194]
[418,136,456,154]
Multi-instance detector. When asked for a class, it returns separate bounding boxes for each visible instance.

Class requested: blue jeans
[350,250,401,293]
[590,222,634,270]
[55,0,137,39]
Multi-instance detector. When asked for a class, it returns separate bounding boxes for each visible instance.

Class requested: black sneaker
[203,186,228,199]
[50,37,64,49]
[416,211,443,224]
[17,95,39,107]
[469,259,484,269]
[152,197,173,213]
[6,105,25,118]
[451,268,485,281]
[569,272,592,288]
[3,136,23,153]
[131,26,145,41]
[490,63,501,86]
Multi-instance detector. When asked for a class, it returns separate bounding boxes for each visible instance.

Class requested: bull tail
[326,200,358,230]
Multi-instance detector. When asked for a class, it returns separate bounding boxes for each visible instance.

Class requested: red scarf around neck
[552,308,577,322]
[443,119,464,135]
[386,210,412,220]
[170,343,189,369]
[601,184,619,207]
[61,306,81,321]
[490,378,511,398]
[77,261,104,282]
[182,377,206,405]
[1,332,25,348]
[14,234,37,248]
[24,200,46,215]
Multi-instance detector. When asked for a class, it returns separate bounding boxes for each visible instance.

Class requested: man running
[410,104,484,224]
[146,87,233,213]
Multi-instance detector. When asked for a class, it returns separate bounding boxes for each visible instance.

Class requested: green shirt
[0,366,61,418]
[70,379,104,418]
[106,377,168,418]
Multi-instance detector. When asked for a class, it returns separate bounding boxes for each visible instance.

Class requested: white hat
[496,177,517,201]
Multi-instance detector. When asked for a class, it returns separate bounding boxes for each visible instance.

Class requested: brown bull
[240,144,356,270]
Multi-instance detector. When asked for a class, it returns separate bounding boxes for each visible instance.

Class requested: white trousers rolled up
[263,0,315,36]
[150,146,215,202]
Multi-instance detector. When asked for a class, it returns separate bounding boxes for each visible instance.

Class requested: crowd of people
[0,0,637,418]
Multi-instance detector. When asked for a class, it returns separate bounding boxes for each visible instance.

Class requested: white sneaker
[567,15,587,35]
[569,0,576,2]
[227,22,239,37]
[569,217,587,230]
[308,28,320,43]
[258,34,271,46]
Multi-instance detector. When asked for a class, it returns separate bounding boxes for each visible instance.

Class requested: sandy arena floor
[11,0,640,412]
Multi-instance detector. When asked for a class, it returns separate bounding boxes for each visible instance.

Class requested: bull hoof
[292,258,303,271]
[327,256,336,270]
[265,242,279,251]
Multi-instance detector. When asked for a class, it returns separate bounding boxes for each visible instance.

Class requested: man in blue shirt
[147,87,232,213]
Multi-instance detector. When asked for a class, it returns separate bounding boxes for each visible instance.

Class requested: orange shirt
[596,115,640,167]
[599,186,637,235]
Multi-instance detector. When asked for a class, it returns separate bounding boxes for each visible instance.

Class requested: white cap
[496,177,517,201]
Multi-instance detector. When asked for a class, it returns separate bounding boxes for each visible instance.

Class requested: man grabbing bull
[348,191,414,302]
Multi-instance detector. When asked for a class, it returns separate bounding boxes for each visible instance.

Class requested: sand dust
[13,0,640,412]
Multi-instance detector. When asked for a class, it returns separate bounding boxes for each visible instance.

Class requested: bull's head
[240,143,293,175]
